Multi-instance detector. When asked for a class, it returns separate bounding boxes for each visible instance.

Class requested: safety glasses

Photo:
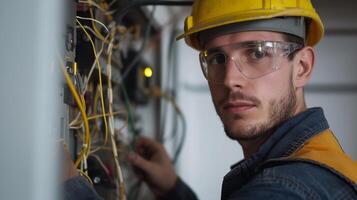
[199,41,303,83]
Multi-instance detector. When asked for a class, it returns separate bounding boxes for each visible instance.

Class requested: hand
[127,137,177,197]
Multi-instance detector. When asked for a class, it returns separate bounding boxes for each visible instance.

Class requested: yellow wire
[78,170,94,185]
[93,85,100,138]
[80,95,86,112]
[89,140,128,155]
[60,60,91,168]
[85,0,120,49]
[80,25,109,43]
[87,0,108,41]
[78,7,126,198]
[73,62,78,75]
[100,1,114,21]
[76,19,109,145]
[148,87,182,114]
[87,111,125,120]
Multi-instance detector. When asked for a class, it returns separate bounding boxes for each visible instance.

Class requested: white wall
[306,0,357,159]
[306,35,357,160]
[0,0,62,199]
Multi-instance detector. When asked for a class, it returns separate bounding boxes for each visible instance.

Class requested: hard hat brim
[177,8,324,51]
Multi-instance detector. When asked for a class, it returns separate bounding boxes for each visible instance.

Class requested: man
[65,0,357,199]
[127,0,357,199]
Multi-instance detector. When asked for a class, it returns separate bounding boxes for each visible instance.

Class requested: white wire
[108,30,127,200]
[69,112,81,127]
[69,125,83,130]
[78,0,117,15]
[76,25,105,41]
[76,16,109,33]
[107,22,116,54]
[82,22,117,93]
[82,33,110,93]
[89,155,110,175]
[83,154,88,172]
[79,0,105,12]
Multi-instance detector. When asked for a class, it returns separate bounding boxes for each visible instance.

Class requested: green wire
[120,84,139,146]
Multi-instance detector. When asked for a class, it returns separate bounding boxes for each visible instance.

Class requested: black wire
[169,30,180,146]
[120,6,156,81]
[159,28,177,142]
[120,84,138,137]
[118,0,192,80]
[116,0,193,21]
[166,29,184,165]
[157,29,185,164]
[172,109,187,164]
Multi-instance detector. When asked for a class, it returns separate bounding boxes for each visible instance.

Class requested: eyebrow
[206,47,226,55]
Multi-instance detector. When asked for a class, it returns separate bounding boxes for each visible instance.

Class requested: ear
[293,46,315,88]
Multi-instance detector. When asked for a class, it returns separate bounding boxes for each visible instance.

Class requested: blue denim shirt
[221,107,357,200]
[161,108,357,200]
[64,176,104,200]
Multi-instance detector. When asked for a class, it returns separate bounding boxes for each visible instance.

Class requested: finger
[135,137,162,153]
[127,152,154,173]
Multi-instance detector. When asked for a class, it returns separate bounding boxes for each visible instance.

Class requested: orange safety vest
[284,129,357,187]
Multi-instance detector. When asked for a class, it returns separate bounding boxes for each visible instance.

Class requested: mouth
[222,101,256,114]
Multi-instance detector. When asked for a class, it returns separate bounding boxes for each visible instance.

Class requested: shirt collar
[230,107,329,170]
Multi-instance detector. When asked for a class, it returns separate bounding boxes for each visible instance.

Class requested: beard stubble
[221,79,297,141]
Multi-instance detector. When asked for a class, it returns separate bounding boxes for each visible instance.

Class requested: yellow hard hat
[177,0,324,50]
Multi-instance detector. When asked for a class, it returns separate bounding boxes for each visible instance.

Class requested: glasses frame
[199,41,303,82]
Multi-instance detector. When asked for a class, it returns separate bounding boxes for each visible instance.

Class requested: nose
[222,57,247,88]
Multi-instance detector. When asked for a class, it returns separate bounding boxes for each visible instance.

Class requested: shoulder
[64,176,104,200]
[228,161,357,200]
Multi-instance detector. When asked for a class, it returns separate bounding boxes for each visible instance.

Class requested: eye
[208,53,226,65]
[249,49,267,60]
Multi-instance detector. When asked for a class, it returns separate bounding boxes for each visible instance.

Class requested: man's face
[204,31,298,141]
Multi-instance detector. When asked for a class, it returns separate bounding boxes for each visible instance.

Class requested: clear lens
[238,43,277,78]
[199,41,302,83]
[199,52,208,78]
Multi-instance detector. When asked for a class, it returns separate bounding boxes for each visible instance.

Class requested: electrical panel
[59,1,183,199]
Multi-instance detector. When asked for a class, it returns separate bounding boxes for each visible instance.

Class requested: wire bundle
[60,0,189,199]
